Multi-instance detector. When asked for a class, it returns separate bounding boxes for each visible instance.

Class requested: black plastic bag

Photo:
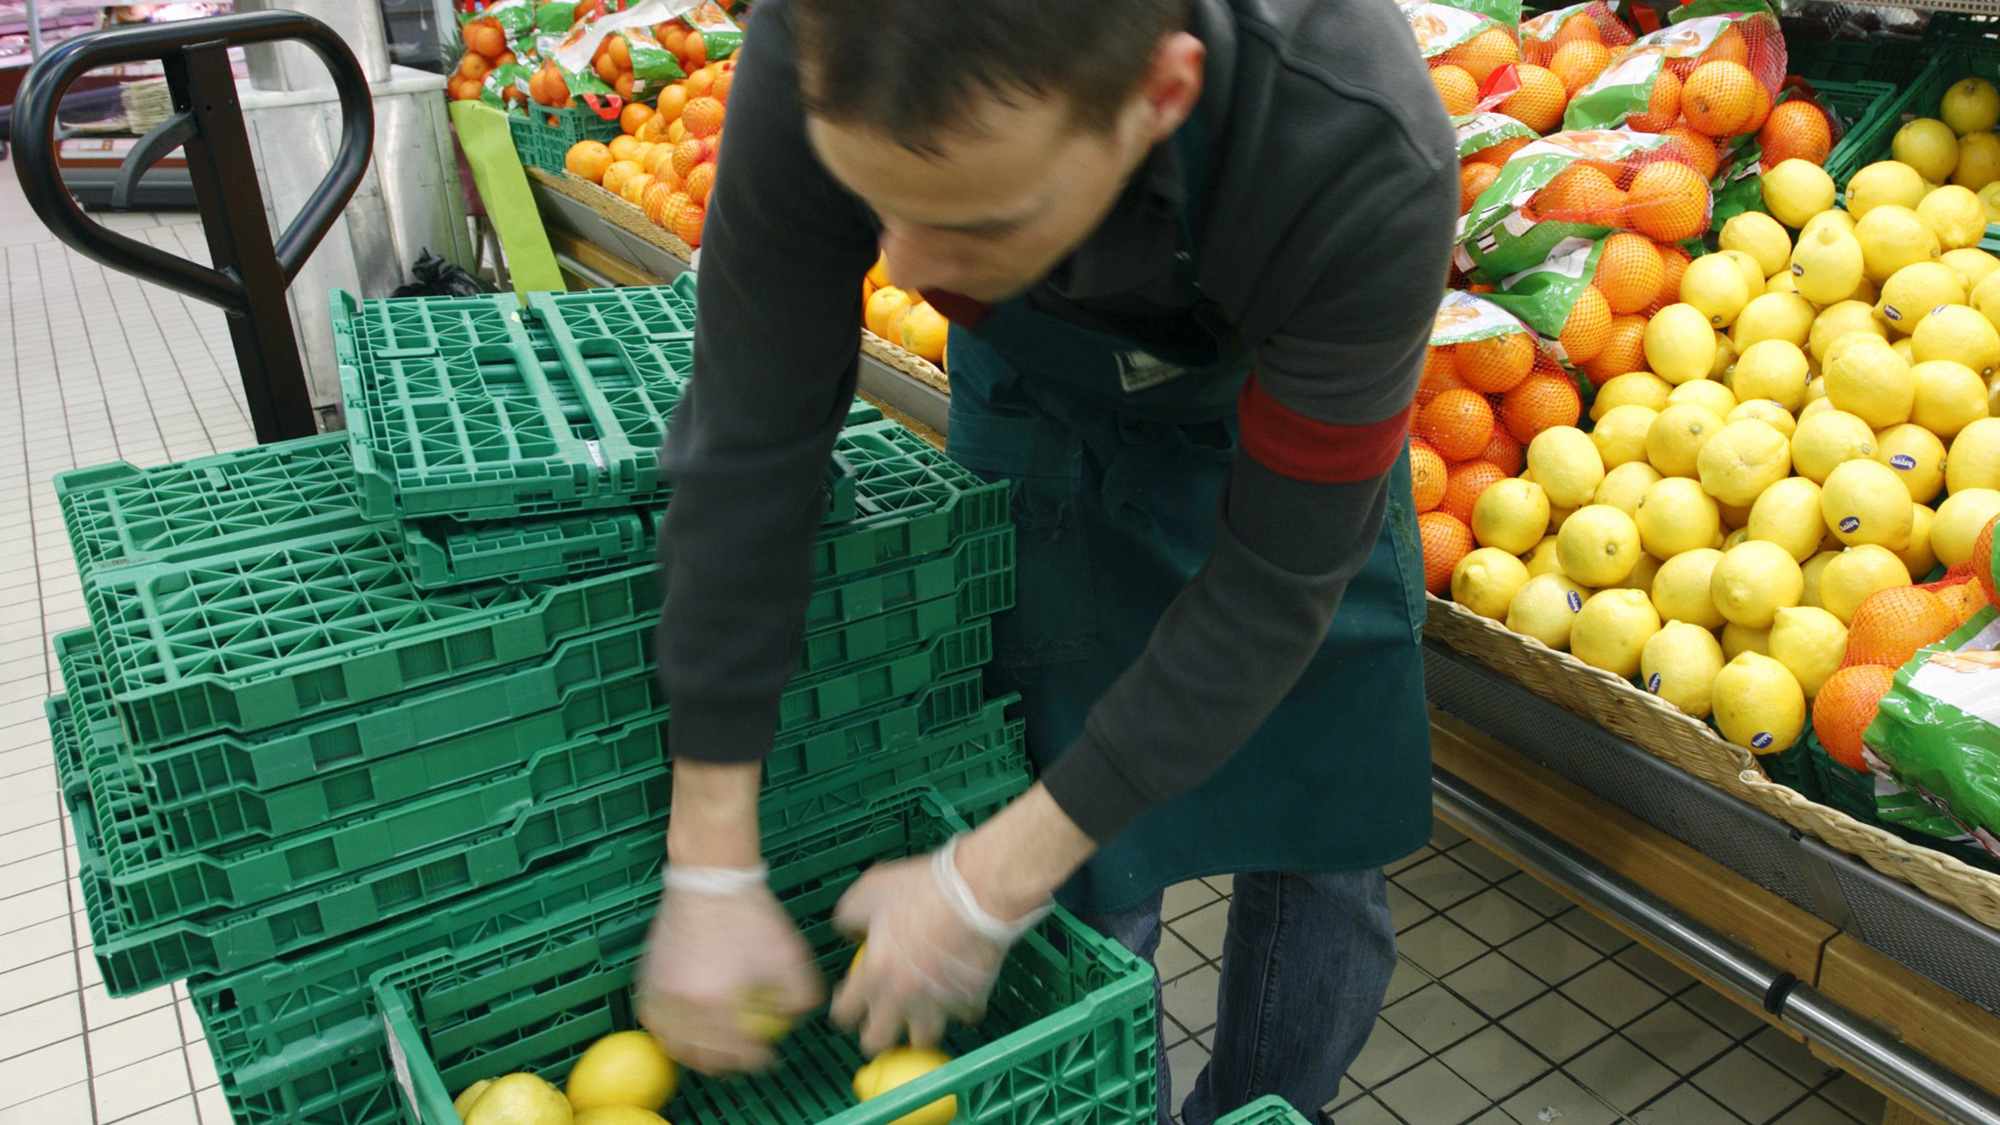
[392,249,497,297]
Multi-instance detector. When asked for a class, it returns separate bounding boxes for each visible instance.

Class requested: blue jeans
[1078,870,1397,1125]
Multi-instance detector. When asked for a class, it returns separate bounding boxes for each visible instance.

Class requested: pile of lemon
[1448,114,2000,755]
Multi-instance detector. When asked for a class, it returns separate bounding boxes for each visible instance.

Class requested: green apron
[941,123,1434,916]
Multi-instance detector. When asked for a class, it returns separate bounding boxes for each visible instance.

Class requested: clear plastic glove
[635,864,825,1075]
[830,837,1051,1055]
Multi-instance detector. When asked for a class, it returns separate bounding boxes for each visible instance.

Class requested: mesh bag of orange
[548,0,735,111]
[1520,1,1634,67]
[1707,81,1847,226]
[1456,129,1710,282]
[1561,0,1787,140]
[1403,0,1526,111]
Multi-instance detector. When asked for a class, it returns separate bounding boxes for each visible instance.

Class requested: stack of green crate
[43,280,1034,1125]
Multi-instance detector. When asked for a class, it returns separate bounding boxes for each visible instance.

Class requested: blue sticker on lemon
[1751,732,1774,750]
[1839,516,1860,533]
[1567,590,1583,612]
[1647,673,1661,693]
[1891,454,1916,471]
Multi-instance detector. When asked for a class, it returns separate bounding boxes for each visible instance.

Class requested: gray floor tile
[1448,889,1545,947]
[1345,1021,1429,1088]
[1501,1071,1627,1125]
[1771,1096,1862,1124]
[1677,984,1768,1041]
[1613,945,1698,997]
[1387,883,1433,934]
[1154,930,1208,983]
[1632,1081,1743,1124]
[1437,1024,1549,1100]
[1381,984,1489,1054]
[1328,1094,1407,1125]
[1162,964,1219,1038]
[1565,1034,1678,1112]
[1501,923,1606,987]
[1743,1027,1837,1088]
[1397,915,1490,979]
[1553,909,1635,956]
[1498,874,1574,917]
[1171,900,1229,960]
[1502,993,1612,1064]
[1816,1075,1884,1122]
[1447,841,1522,884]
[1383,956,1433,1005]
[1433,820,1470,850]
[1374,1058,1493,1125]
[1163,880,1220,922]
[1559,961,1666,1030]
[1396,854,1492,911]
[1444,953,1549,1020]
[1166,1036,1209,1115]
[1622,1002,1733,1075]
[1691,1046,1808,1123]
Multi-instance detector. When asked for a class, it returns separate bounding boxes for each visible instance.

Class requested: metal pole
[1433,768,2000,1125]
[24,0,42,58]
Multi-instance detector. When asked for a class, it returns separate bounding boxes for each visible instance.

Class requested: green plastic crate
[538,280,699,341]
[508,97,625,174]
[329,287,528,364]
[1816,79,1902,188]
[1783,38,1927,86]
[72,622,994,994]
[187,733,1031,1125]
[1215,1096,1313,1124]
[372,788,1155,1125]
[1827,42,2000,240]
[54,434,366,578]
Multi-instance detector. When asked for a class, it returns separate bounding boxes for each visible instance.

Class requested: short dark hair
[794,0,1188,151]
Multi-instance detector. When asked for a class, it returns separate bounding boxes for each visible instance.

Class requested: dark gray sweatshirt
[657,0,1458,843]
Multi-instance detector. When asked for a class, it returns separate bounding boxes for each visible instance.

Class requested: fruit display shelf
[371,788,1155,1125]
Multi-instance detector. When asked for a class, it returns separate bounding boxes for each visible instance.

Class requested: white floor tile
[90,1049,193,1123]
[0,995,84,1065]
[0,1036,88,1109]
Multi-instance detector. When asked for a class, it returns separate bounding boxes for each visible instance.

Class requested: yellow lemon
[1767,606,1849,697]
[1720,250,1771,298]
[1800,549,1841,609]
[1898,502,1938,580]
[1711,539,1805,629]
[1768,271,1802,298]
[1789,223,1866,306]
[1681,253,1753,328]
[1948,416,2000,493]
[1808,302,1888,365]
[1933,488,2000,566]
[1722,622,1772,659]
[1943,77,2000,135]
[1762,160,1836,228]
[1802,207,1859,241]
[1790,408,1878,483]
[1646,304,1721,385]
[566,1031,677,1114]
[1720,212,1794,279]
[1592,405,1660,469]
[1731,293,1816,351]
[575,1111,670,1125]
[1983,182,2000,223]
[1893,119,1962,185]
[1893,337,1917,365]
[1471,478,1552,555]
[1452,547,1532,620]
[1728,399,1797,438]
[1640,622,1727,718]
[1526,427,1605,509]
[1646,404,1726,478]
[1846,161,1930,220]
[853,1047,957,1125]
[1696,419,1792,508]
[1633,477,1721,559]
[1857,206,1944,286]
[1729,340,1809,412]
[1942,248,2000,289]
[1595,461,1664,517]
[1819,544,1913,624]
[1711,335,1739,381]
[1872,423,1948,503]
[1570,588,1662,678]
[1523,534,1564,578]
[1651,547,1726,630]
[1910,359,1988,439]
[1877,261,1967,335]
[1747,476,1825,562]
[1612,551,1664,593]
[1911,305,2000,378]
[1556,505,1644,587]
[1823,338,1914,428]
[1712,652,1808,753]
[1591,371,1674,419]
[1719,499,1755,530]
[1821,459,1916,549]
[1507,573,1591,650]
[1667,380,1738,419]
[1919,185,1990,251]
[1955,131,2000,191]
[465,1074,574,1125]
[1971,268,2000,328]
[1800,395,1834,422]
[455,1079,496,1121]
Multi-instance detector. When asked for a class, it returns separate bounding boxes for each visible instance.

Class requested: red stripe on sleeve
[1237,375,1412,484]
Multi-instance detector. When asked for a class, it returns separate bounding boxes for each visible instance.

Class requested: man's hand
[636,866,825,1075]
[830,785,1096,1054]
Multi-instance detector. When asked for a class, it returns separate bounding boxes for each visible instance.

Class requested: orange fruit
[1581,313,1649,387]
[1846,586,1959,669]
[865,286,915,341]
[643,143,679,180]
[1419,512,1477,594]
[1695,27,1752,69]
[619,171,655,205]
[656,84,689,124]
[608,135,647,164]
[1551,13,1605,50]
[1534,165,1624,226]
[1498,65,1568,134]
[1458,332,1536,394]
[463,18,504,58]
[900,302,949,364]
[641,179,674,227]
[1482,428,1526,476]
[683,161,717,205]
[1681,61,1764,138]
[1813,664,1896,771]
[620,102,655,135]
[685,65,716,99]
[1559,284,1613,366]
[1443,27,1522,85]
[1411,443,1450,513]
[1550,40,1612,97]
[1651,244,1692,317]
[1594,232,1664,314]
[599,159,644,197]
[685,32,710,68]
[867,254,894,291]
[671,198,707,247]
[1461,162,1501,214]
[1758,100,1833,169]
[565,140,614,182]
[1469,135,1533,166]
[1501,374,1582,442]
[671,138,708,179]
[1625,69,1681,133]
[635,113,669,143]
[1433,65,1479,116]
[1940,578,1991,624]
[682,96,726,139]
[1627,161,1710,243]
[1441,460,1509,525]
[1976,516,1999,607]
[459,52,494,83]
[1418,389,1499,462]
[1419,346,1468,406]
[1660,127,1720,181]
[714,66,735,103]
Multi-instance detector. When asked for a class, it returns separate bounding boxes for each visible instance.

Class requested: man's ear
[1137,31,1205,142]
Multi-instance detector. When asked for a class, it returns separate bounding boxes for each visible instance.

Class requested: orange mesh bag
[1401,0,1522,84]
[1423,292,1580,455]
[1520,0,1635,67]
[1562,2,1786,141]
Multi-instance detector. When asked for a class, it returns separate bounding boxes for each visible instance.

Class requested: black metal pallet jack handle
[11,11,375,443]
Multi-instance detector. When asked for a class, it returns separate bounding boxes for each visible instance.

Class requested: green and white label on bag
[1432,290,1535,346]
[1865,608,2000,859]
[1455,112,1537,159]
[1486,236,1604,344]
[1398,0,1504,59]
[1562,15,1742,131]
[1520,2,1593,49]
[1458,130,1667,282]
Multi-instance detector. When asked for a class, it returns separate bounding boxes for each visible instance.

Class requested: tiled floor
[0,169,1888,1125]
